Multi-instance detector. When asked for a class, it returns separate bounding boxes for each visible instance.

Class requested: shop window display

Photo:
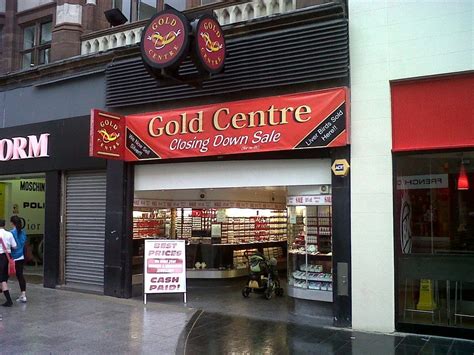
[132,203,287,276]
[395,151,474,331]
[287,205,333,302]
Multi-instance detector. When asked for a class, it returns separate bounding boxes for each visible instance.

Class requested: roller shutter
[65,171,106,292]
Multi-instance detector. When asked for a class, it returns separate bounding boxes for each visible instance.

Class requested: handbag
[0,237,16,276]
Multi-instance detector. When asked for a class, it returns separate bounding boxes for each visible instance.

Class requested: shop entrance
[0,174,46,284]
[132,159,335,322]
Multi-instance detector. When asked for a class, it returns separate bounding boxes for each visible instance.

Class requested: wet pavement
[1,280,473,354]
[0,283,194,354]
[177,311,474,355]
[138,277,332,327]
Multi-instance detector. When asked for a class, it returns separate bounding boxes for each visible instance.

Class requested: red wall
[392,73,474,152]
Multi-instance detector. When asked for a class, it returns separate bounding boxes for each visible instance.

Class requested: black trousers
[15,259,26,292]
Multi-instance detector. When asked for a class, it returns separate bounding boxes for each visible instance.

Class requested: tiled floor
[177,311,474,355]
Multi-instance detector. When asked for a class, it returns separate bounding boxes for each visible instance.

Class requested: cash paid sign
[144,240,186,293]
[90,88,349,160]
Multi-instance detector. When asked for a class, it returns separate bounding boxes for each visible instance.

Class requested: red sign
[392,74,474,152]
[89,109,125,160]
[140,8,190,69]
[195,15,226,74]
[123,88,348,161]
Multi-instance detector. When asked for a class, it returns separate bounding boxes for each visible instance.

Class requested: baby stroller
[242,251,284,300]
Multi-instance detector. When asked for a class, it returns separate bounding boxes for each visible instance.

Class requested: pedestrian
[0,219,17,307]
[10,215,27,303]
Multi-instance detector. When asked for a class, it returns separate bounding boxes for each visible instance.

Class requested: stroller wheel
[242,287,251,298]
[275,288,284,297]
[264,288,273,300]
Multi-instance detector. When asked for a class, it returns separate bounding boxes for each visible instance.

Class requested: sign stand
[143,239,187,305]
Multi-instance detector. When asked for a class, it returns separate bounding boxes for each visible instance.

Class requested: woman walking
[10,216,27,303]
[0,219,17,307]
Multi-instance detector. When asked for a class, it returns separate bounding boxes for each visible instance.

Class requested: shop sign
[0,133,49,161]
[140,8,190,70]
[134,198,286,210]
[287,195,332,206]
[124,88,348,161]
[332,159,350,177]
[397,174,448,190]
[194,14,226,74]
[89,109,125,160]
[143,239,187,304]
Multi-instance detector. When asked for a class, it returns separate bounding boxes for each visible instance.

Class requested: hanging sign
[193,14,226,74]
[124,88,348,161]
[144,239,187,304]
[89,109,125,160]
[141,8,190,70]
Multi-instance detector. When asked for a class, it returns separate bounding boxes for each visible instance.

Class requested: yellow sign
[332,159,350,177]
[417,279,436,311]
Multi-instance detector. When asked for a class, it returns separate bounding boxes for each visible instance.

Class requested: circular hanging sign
[195,15,226,74]
[141,8,190,70]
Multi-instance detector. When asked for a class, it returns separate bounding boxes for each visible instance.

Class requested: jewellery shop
[92,4,352,324]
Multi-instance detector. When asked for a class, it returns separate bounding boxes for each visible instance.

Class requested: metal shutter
[65,171,106,292]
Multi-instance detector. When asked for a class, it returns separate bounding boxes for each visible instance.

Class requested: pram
[241,251,284,300]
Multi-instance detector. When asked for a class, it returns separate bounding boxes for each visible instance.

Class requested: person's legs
[0,254,12,306]
[1,281,12,306]
[15,260,26,302]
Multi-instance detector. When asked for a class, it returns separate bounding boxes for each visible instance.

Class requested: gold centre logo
[147,30,181,50]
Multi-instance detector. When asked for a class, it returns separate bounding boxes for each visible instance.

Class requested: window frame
[20,18,52,69]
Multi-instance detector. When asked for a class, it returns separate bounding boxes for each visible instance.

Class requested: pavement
[1,281,473,354]
[0,283,195,354]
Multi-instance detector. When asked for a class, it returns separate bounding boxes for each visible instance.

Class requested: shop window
[20,20,52,69]
[395,151,474,331]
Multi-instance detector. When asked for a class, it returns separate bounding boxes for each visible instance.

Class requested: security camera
[200,193,205,199]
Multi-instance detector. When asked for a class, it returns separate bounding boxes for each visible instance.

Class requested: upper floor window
[0,27,3,53]
[200,0,218,5]
[21,20,52,69]
[0,0,5,12]
[112,0,158,23]
[164,0,186,11]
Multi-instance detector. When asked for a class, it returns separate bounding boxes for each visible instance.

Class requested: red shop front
[392,73,474,338]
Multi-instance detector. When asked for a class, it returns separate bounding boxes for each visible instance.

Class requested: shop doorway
[0,174,46,284]
[132,185,334,323]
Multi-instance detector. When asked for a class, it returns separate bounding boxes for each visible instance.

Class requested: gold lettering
[248,111,264,128]
[279,107,293,125]
[294,105,312,122]
[148,116,164,137]
[266,105,277,126]
[231,113,247,129]
[189,111,204,134]
[165,121,180,136]
[213,108,230,131]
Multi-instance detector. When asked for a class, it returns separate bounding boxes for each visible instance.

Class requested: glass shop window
[395,151,474,331]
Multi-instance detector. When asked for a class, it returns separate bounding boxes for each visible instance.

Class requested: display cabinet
[287,205,333,302]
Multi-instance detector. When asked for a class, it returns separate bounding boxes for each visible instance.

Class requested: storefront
[0,117,106,292]
[392,73,474,338]
[87,3,352,324]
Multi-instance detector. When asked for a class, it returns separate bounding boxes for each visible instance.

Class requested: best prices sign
[144,240,186,300]
[89,88,349,161]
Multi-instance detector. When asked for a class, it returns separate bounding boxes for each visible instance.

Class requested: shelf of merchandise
[220,213,287,245]
[287,205,333,302]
